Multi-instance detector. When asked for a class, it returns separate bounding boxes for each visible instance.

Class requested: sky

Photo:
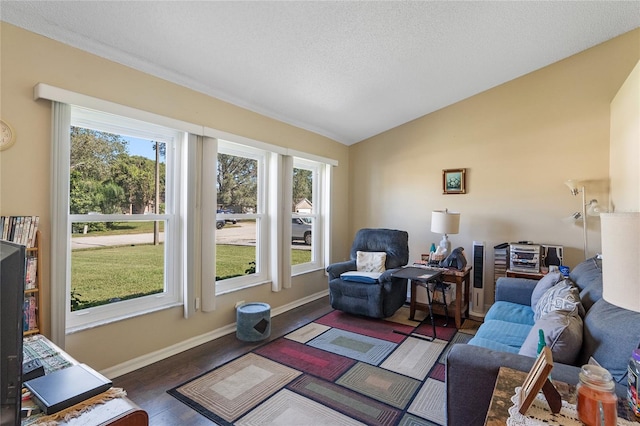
[124,136,159,161]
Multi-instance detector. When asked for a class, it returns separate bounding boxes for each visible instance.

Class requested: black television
[0,240,26,426]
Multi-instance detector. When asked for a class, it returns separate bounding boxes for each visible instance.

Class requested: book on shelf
[28,216,40,247]
[0,215,39,247]
[22,216,32,246]
[8,216,16,241]
[23,295,38,332]
[14,216,23,243]
[1,217,7,240]
[25,256,38,290]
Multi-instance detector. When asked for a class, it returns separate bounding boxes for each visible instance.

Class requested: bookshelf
[494,244,509,291]
[24,230,41,336]
[0,216,41,336]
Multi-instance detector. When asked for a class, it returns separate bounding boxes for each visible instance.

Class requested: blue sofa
[446,256,640,425]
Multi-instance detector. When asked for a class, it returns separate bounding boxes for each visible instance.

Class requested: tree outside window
[69,126,169,312]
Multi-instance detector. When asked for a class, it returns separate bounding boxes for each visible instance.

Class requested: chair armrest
[326,260,356,280]
[495,277,538,305]
[446,343,583,426]
[379,267,403,283]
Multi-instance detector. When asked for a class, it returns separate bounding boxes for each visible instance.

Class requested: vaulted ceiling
[2,1,639,145]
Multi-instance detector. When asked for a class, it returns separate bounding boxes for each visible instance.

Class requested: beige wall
[350,29,640,308]
[610,60,640,212]
[0,23,351,371]
[2,21,638,372]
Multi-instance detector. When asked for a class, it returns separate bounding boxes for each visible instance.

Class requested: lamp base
[439,234,450,254]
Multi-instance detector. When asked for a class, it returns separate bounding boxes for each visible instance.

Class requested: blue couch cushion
[473,319,531,349]
[484,301,535,325]
[467,336,521,354]
[570,256,603,311]
[578,299,640,383]
[531,271,563,308]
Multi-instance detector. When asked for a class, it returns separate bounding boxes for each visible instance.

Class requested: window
[41,84,336,340]
[63,106,185,332]
[291,158,324,274]
[213,140,268,294]
[202,138,333,298]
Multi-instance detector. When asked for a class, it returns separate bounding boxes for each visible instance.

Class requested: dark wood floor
[112,296,333,425]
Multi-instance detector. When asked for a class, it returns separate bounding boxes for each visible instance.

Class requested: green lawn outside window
[71,244,311,311]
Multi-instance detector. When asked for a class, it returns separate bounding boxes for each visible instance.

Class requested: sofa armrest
[446,343,584,426]
[326,260,356,280]
[495,277,538,305]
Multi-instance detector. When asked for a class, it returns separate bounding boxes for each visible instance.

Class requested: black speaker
[542,245,564,268]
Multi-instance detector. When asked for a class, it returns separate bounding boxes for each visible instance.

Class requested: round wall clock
[0,119,16,151]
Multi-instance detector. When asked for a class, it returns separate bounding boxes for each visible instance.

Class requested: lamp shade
[564,179,580,195]
[601,212,640,313]
[587,200,606,216]
[431,210,460,235]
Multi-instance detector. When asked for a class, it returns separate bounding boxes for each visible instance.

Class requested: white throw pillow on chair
[356,251,387,273]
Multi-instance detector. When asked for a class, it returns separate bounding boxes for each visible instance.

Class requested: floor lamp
[564,180,605,259]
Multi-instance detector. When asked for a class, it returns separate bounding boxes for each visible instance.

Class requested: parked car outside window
[217,209,236,224]
[292,218,311,245]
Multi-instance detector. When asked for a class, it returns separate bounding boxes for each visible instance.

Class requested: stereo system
[509,243,541,273]
[509,243,564,273]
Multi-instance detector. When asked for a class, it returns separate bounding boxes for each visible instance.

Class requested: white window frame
[212,140,270,294]
[38,83,337,345]
[291,157,325,275]
[201,136,334,297]
[63,106,186,333]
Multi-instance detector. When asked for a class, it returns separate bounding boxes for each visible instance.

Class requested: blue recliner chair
[326,228,409,318]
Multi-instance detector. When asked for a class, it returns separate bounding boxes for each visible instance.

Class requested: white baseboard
[101,289,329,379]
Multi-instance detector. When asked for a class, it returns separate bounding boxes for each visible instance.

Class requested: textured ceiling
[2,1,639,145]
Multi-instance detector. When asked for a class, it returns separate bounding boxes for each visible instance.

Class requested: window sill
[292,265,325,277]
[65,301,183,334]
[215,279,271,297]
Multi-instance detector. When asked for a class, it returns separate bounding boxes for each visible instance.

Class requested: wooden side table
[441,265,472,329]
[506,269,545,280]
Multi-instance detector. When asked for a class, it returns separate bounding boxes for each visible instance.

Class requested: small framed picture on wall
[442,169,466,194]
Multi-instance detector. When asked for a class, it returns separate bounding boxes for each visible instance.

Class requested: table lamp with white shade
[431,209,460,254]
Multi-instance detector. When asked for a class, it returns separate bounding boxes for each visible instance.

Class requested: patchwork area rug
[168,306,473,426]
